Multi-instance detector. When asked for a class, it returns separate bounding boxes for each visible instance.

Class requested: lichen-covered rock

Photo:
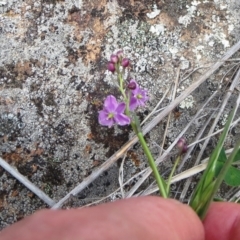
[0,0,239,229]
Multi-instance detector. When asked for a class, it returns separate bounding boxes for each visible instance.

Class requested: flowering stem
[117,67,126,99]
[166,155,181,195]
[136,131,168,198]
[116,69,167,197]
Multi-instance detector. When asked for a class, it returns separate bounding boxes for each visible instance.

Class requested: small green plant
[189,105,240,219]
[99,50,240,219]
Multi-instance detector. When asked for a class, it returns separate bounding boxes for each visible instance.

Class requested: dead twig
[0,157,56,207]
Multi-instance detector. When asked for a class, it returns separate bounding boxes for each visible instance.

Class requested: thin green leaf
[203,112,234,188]
[198,141,240,219]
[190,105,237,219]
[214,148,227,176]
[195,181,216,218]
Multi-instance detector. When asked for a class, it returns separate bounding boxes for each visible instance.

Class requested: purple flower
[129,80,149,111]
[98,95,131,128]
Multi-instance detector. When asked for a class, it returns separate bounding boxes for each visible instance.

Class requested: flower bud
[128,80,137,90]
[107,62,115,73]
[182,144,188,154]
[116,50,123,59]
[122,58,130,68]
[110,54,118,64]
[177,137,188,154]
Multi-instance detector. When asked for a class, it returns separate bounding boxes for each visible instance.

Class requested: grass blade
[190,98,239,219]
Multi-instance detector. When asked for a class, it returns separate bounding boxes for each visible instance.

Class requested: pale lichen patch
[179,95,195,109]
[146,4,160,19]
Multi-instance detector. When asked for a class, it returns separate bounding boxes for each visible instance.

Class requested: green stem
[117,70,127,101]
[116,65,167,198]
[166,155,181,195]
[137,131,168,198]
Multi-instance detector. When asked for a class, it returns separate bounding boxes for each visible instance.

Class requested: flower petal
[115,102,126,114]
[137,89,148,106]
[141,89,149,101]
[114,114,131,126]
[98,110,114,127]
[104,95,118,112]
[129,97,138,111]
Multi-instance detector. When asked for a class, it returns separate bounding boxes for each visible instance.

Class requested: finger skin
[204,202,240,240]
[0,196,204,240]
